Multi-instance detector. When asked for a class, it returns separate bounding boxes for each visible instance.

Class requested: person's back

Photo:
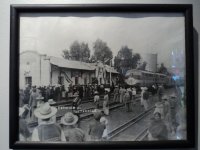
[88,120,105,141]
[94,95,100,102]
[63,127,85,142]
[124,92,130,103]
[29,91,38,107]
[36,123,62,142]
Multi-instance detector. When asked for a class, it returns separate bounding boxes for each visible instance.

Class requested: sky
[20,12,185,69]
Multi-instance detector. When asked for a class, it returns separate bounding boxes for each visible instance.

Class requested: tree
[138,61,147,70]
[62,41,91,62]
[80,42,90,62]
[93,39,113,64]
[69,41,81,61]
[62,49,70,60]
[114,46,141,75]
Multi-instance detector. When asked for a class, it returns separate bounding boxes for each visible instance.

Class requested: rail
[27,95,141,128]
[107,105,155,140]
[133,128,148,141]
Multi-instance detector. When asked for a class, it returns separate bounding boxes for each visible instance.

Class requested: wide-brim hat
[93,109,102,120]
[155,102,164,108]
[34,102,57,119]
[105,89,109,93]
[141,87,147,90]
[61,112,78,125]
[48,99,56,105]
[162,95,168,100]
[36,96,44,100]
[73,93,79,97]
[170,94,177,98]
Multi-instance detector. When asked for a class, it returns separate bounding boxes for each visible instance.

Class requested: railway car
[125,69,174,87]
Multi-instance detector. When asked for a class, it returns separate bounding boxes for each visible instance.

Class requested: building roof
[50,56,95,71]
[50,56,118,73]
[20,51,119,73]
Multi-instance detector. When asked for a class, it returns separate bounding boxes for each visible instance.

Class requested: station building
[20,51,118,89]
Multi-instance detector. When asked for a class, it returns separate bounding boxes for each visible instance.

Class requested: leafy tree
[62,41,90,62]
[62,49,70,60]
[80,42,90,62]
[114,46,141,75]
[69,41,81,61]
[93,39,113,64]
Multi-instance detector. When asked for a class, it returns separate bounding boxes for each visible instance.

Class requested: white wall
[0,0,199,150]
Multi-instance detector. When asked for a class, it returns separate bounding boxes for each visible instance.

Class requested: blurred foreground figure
[61,112,86,142]
[88,109,105,141]
[148,112,168,140]
[31,102,66,142]
[19,105,31,141]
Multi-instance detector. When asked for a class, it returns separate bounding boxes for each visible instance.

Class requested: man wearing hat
[31,102,66,142]
[142,87,149,111]
[157,85,164,102]
[103,90,109,115]
[94,91,100,109]
[162,95,170,119]
[148,111,168,140]
[88,109,105,141]
[19,105,31,141]
[29,87,39,121]
[113,85,119,103]
[61,112,85,142]
[162,95,172,133]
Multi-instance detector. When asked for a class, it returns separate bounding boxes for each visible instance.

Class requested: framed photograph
[10,4,196,149]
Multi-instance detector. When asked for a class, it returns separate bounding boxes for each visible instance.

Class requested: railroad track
[50,94,140,107]
[107,105,155,140]
[133,128,148,141]
[27,95,141,128]
[28,101,124,128]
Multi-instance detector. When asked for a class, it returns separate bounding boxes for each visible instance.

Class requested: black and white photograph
[18,10,187,143]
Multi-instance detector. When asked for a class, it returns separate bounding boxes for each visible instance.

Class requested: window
[25,77,32,86]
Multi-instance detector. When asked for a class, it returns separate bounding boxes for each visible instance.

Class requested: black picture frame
[10,4,196,149]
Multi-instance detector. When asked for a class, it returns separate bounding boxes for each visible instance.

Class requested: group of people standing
[112,86,137,112]
[147,90,186,140]
[19,101,108,142]
[19,82,185,142]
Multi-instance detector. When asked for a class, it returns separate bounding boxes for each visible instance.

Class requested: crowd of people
[18,83,185,142]
[147,91,186,140]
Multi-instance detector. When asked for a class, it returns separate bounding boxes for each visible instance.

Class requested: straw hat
[170,94,177,98]
[141,87,147,90]
[94,91,99,94]
[36,96,44,100]
[155,102,164,108]
[48,99,56,105]
[162,95,168,100]
[34,102,57,119]
[93,109,102,120]
[61,112,78,125]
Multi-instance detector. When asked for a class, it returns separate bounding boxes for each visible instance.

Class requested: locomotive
[124,69,175,87]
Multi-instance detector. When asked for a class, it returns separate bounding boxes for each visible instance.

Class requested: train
[124,69,175,87]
